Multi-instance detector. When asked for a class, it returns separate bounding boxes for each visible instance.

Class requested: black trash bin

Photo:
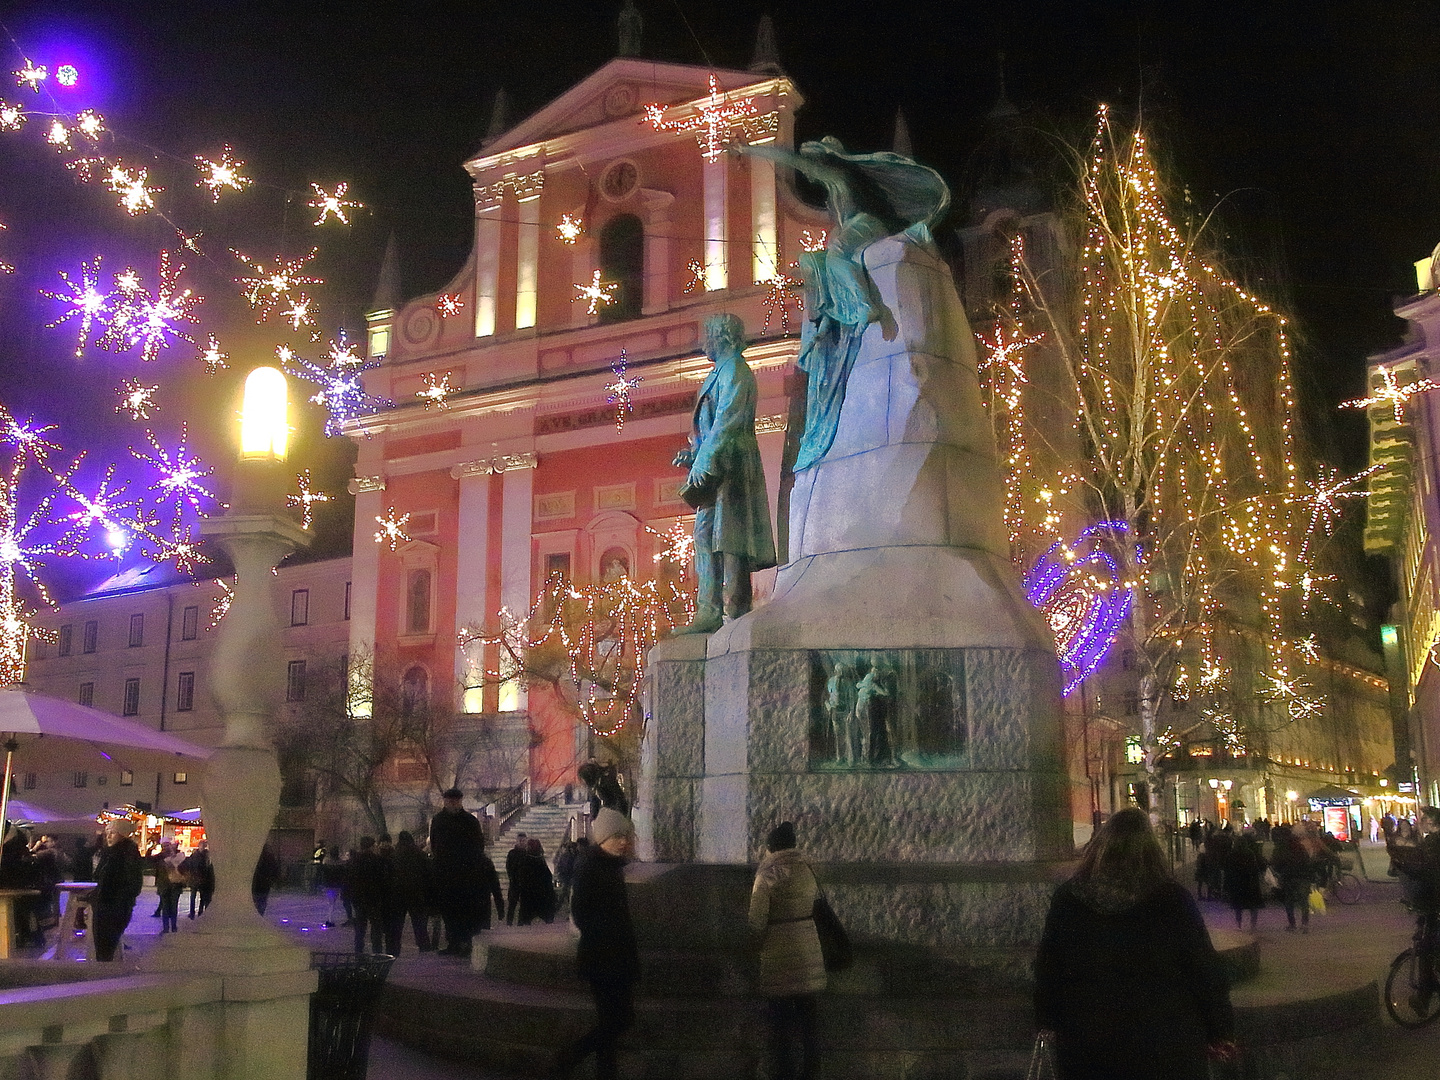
[308,951,395,1080]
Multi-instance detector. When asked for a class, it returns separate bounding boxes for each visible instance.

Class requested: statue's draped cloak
[793,142,951,472]
[690,352,778,569]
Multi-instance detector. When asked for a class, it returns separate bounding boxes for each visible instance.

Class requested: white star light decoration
[45,120,70,150]
[683,259,704,294]
[642,73,758,163]
[104,164,160,216]
[199,335,228,375]
[758,270,803,333]
[374,510,411,551]
[41,258,108,357]
[283,295,315,330]
[575,270,617,315]
[556,214,584,244]
[650,521,696,577]
[133,427,216,519]
[605,350,642,431]
[13,62,46,92]
[798,229,829,253]
[416,373,455,409]
[436,294,464,318]
[281,337,390,436]
[1293,463,1380,559]
[287,470,331,531]
[115,379,159,421]
[195,147,252,201]
[1295,635,1321,665]
[232,249,324,322]
[99,251,200,363]
[0,102,24,130]
[308,183,363,226]
[1341,364,1440,424]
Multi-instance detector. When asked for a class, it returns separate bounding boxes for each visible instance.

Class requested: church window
[406,568,433,634]
[598,214,644,323]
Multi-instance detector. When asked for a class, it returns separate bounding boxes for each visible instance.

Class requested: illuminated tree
[984,107,1314,807]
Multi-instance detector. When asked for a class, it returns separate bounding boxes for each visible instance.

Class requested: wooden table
[0,887,40,959]
[41,881,96,962]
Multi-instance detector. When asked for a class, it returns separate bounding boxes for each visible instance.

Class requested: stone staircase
[500,801,583,863]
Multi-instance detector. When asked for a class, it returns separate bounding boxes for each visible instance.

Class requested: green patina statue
[673,313,777,633]
[741,138,950,470]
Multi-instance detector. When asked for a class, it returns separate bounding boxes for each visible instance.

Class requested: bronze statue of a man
[673,313,777,633]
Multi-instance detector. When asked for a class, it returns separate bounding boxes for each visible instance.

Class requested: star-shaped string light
[132,427,216,519]
[307,183,363,225]
[683,259,704,294]
[41,258,108,357]
[556,214,583,244]
[642,73,758,162]
[232,249,323,322]
[283,295,315,330]
[1295,635,1321,665]
[104,164,160,216]
[115,379,158,421]
[75,110,104,140]
[1341,364,1440,424]
[605,349,642,431]
[13,62,46,92]
[175,229,203,254]
[436,294,464,318]
[326,332,363,367]
[649,521,696,577]
[287,470,331,531]
[575,270,617,315]
[281,337,390,436]
[374,510,411,551]
[45,120,70,150]
[1292,463,1380,559]
[198,335,228,375]
[148,524,205,576]
[416,372,454,409]
[799,229,828,253]
[758,270,803,333]
[0,102,24,130]
[208,578,234,631]
[100,251,200,362]
[195,147,252,201]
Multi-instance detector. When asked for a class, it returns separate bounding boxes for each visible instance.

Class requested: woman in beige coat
[749,822,826,1080]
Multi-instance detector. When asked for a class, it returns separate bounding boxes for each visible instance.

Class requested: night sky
[0,0,1433,598]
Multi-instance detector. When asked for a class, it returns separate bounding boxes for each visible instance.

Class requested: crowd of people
[1189,816,1346,932]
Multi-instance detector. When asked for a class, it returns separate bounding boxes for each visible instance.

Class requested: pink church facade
[343,59,825,793]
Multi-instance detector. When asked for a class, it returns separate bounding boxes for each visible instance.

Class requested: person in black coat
[91,820,144,962]
[517,838,558,925]
[476,847,505,932]
[388,831,433,953]
[1269,824,1315,932]
[1224,832,1267,931]
[1035,807,1236,1080]
[429,788,486,957]
[348,836,389,954]
[182,841,215,919]
[504,832,529,925]
[551,808,639,1080]
[251,843,280,915]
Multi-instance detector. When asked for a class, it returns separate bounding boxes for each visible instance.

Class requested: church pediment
[470,59,772,166]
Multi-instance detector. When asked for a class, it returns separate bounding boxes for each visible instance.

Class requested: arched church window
[598,214,644,323]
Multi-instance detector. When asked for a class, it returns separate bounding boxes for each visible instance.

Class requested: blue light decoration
[54,65,78,88]
[279,333,392,436]
[1023,521,1135,696]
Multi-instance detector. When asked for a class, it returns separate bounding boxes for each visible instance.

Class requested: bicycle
[1384,904,1440,1028]
[1327,867,1362,905]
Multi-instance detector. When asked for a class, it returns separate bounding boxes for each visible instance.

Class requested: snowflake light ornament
[13,62,46,92]
[45,120,70,150]
[75,110,104,140]
[650,521,696,576]
[115,379,159,420]
[436,294,464,318]
[198,335,228,375]
[100,251,200,363]
[105,164,159,216]
[758,270,803,333]
[232,249,324,322]
[374,510,411,551]
[642,73,758,163]
[1341,364,1440,424]
[556,214,583,244]
[574,270,617,315]
[287,470,331,530]
[605,349,642,431]
[283,295,314,330]
[195,147,252,201]
[1292,463,1380,559]
[799,229,828,253]
[683,259,704,294]
[132,427,216,518]
[416,373,454,409]
[42,258,108,357]
[281,340,390,436]
[0,102,24,130]
[307,183,363,225]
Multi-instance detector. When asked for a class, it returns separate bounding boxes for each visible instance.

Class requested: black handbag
[812,892,853,972]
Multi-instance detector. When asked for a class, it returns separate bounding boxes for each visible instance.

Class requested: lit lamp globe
[233,365,292,513]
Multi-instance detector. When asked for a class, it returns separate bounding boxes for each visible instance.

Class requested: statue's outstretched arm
[738,142,846,187]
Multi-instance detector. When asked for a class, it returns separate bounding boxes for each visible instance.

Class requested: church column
[474,197,502,338]
[514,175,543,329]
[346,476,386,716]
[640,189,675,315]
[497,454,537,711]
[451,462,493,713]
[704,155,728,291]
[750,150,778,285]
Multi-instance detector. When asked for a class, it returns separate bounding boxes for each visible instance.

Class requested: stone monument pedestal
[639,235,1073,975]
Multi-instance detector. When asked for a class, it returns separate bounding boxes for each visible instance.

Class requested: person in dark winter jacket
[505,832,529,925]
[251,843,280,915]
[1224,832,1267,930]
[476,846,505,933]
[91,820,144,962]
[388,831,433,953]
[1269,824,1315,932]
[182,841,215,919]
[554,838,581,912]
[348,836,389,954]
[551,808,639,1080]
[517,838,558,925]
[1035,807,1236,1080]
[430,788,486,956]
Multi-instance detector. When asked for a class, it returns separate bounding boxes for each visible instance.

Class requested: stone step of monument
[501,802,581,859]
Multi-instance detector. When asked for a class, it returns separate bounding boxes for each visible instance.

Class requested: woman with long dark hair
[1034,808,1236,1080]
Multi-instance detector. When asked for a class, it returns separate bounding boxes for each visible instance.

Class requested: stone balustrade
[0,967,313,1079]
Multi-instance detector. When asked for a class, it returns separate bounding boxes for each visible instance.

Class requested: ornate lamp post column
[145,366,315,1080]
